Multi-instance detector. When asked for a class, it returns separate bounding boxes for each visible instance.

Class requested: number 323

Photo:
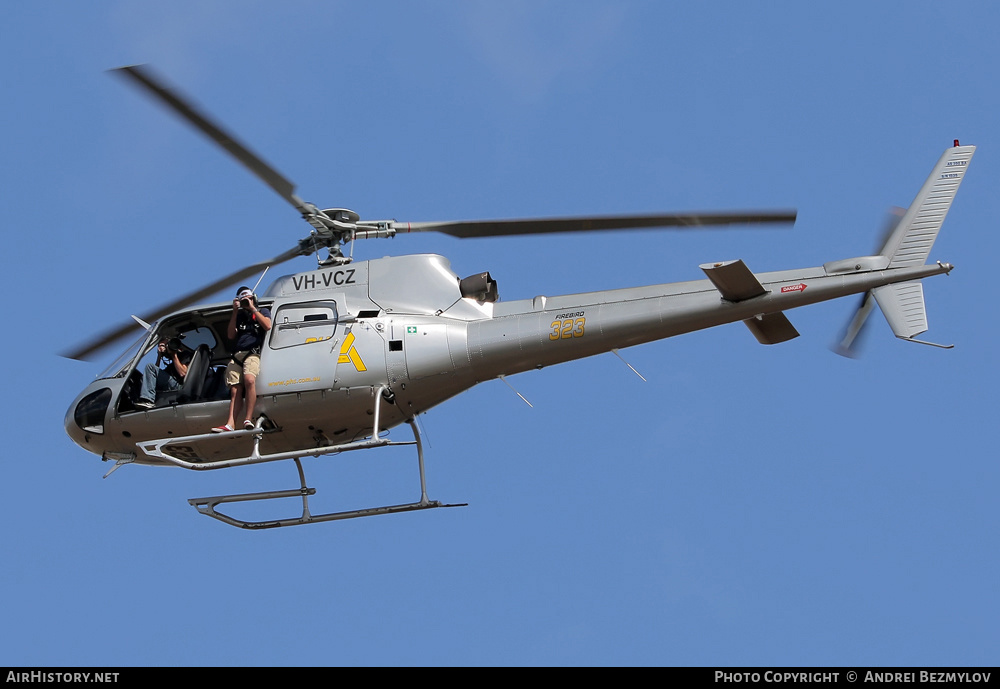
[549,317,585,340]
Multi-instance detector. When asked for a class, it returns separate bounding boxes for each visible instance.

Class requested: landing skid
[187,418,467,529]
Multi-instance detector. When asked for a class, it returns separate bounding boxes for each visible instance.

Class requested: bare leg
[227,384,244,429]
[243,373,257,425]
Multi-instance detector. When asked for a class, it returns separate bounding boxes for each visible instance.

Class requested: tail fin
[835,142,973,356]
[879,143,975,266]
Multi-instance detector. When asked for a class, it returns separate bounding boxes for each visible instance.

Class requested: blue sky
[2,1,997,666]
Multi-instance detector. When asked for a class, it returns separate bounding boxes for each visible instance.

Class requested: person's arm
[250,304,272,331]
[170,353,188,379]
[227,299,239,341]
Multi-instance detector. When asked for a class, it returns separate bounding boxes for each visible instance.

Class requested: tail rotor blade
[874,206,906,254]
[832,208,909,359]
[833,291,877,358]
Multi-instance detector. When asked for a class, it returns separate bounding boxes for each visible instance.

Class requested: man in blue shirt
[213,286,272,432]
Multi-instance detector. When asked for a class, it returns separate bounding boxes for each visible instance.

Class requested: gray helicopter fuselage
[60,67,972,526]
[65,251,949,467]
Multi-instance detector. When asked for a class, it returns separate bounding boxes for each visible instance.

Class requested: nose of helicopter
[65,381,116,457]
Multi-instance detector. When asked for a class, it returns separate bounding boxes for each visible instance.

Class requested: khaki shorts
[225,353,261,387]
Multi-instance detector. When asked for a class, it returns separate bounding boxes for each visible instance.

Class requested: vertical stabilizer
[880,144,975,267]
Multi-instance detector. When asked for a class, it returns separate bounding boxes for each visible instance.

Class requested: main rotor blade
[113,64,310,214]
[63,245,304,361]
[393,210,796,238]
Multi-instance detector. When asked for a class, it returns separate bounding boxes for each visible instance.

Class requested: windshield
[96,330,152,380]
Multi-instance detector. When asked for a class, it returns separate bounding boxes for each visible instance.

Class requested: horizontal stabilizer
[744,312,800,345]
[701,260,798,345]
[700,259,766,301]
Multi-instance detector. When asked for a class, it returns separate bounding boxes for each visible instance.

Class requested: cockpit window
[269,301,338,349]
[176,326,217,352]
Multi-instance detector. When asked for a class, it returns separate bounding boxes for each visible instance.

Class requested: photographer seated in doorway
[136,337,189,409]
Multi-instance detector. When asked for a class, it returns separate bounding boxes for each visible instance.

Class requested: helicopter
[64,65,974,529]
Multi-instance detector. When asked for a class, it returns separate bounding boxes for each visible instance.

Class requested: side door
[258,300,340,393]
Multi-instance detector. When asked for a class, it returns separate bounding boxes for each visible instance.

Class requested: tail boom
[467,260,952,379]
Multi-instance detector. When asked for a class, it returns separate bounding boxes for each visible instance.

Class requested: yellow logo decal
[338,332,367,372]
